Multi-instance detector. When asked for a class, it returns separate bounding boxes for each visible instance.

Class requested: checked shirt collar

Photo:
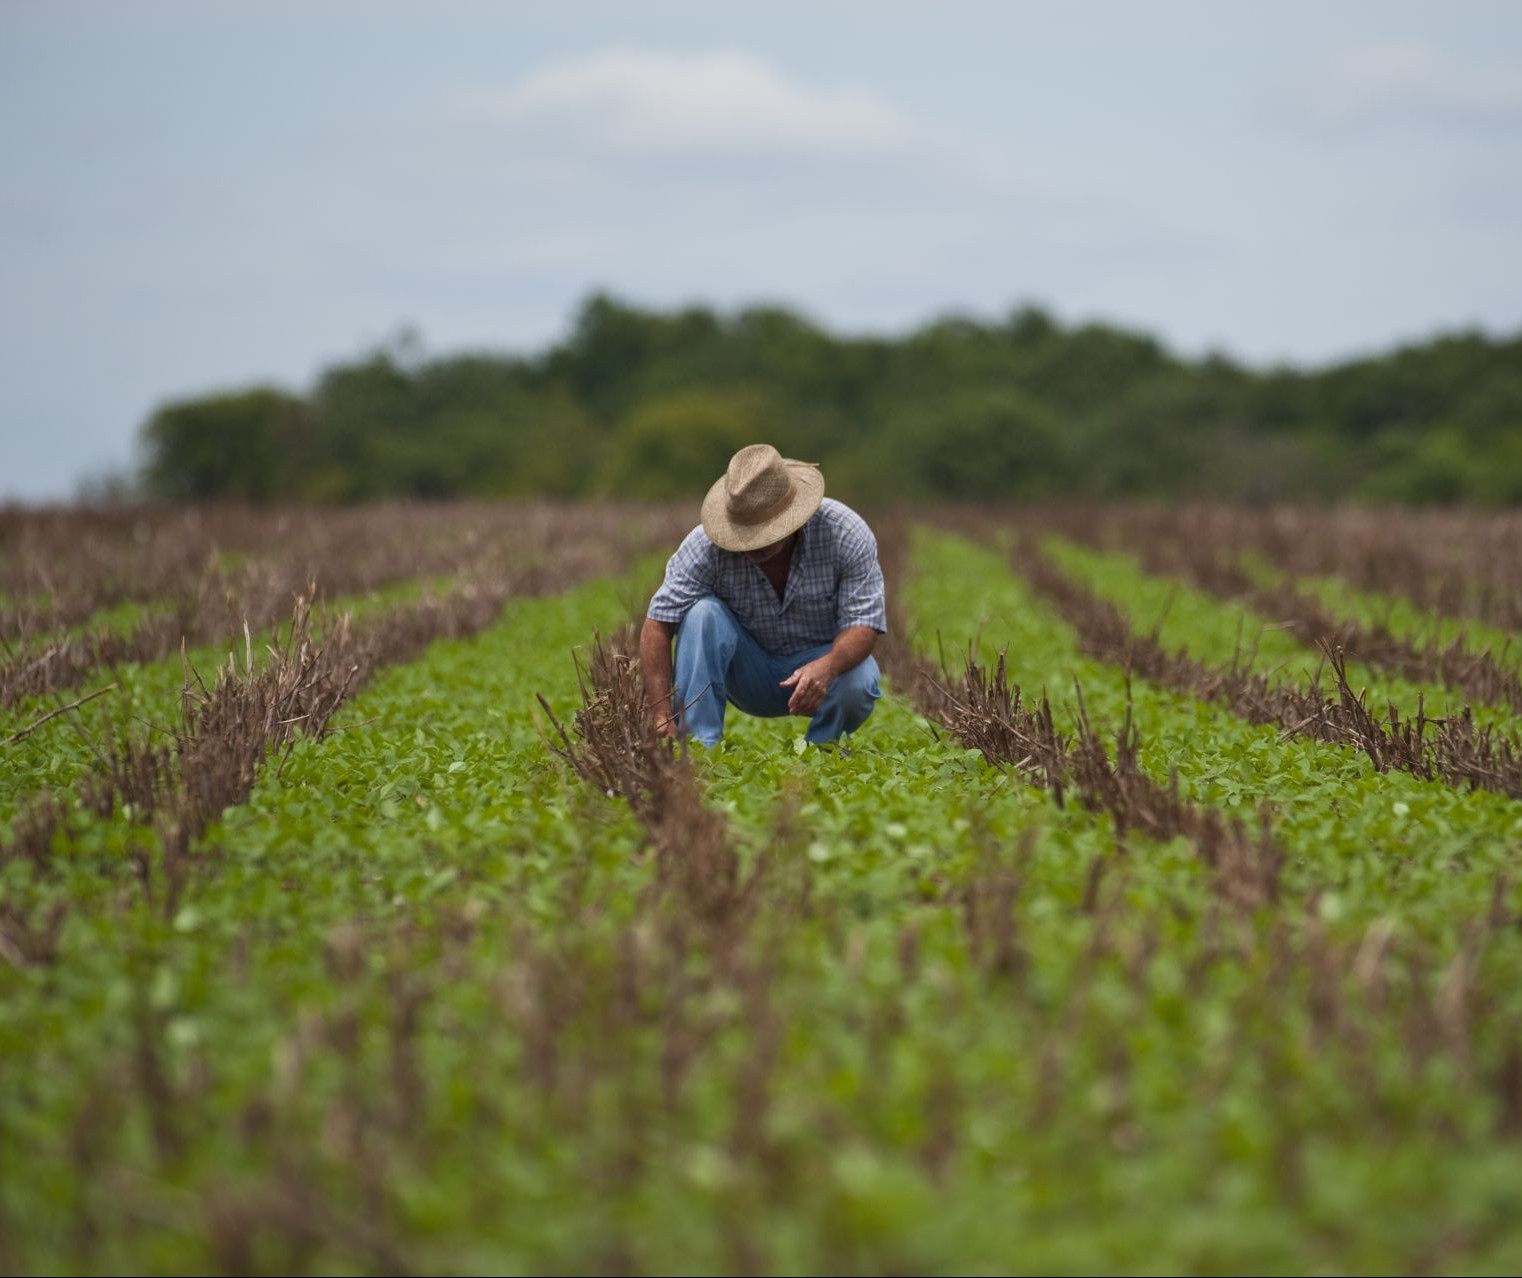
[746,521,809,614]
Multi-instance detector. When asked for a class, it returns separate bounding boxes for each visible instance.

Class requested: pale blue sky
[3,1,1520,499]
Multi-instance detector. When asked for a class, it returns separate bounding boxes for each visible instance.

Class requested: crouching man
[640,444,886,747]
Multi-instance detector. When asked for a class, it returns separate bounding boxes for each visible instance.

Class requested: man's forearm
[825,626,878,676]
[640,617,677,723]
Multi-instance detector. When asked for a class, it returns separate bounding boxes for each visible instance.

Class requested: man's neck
[759,534,796,600]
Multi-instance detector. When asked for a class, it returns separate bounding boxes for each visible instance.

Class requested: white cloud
[385,46,1202,334]
[444,47,944,160]
[1283,41,1522,128]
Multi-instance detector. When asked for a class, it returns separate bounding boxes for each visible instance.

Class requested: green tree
[141,388,306,502]
[132,293,1522,507]
[306,348,420,500]
[1358,426,1494,506]
[438,390,602,499]
[600,388,784,499]
[887,389,1072,501]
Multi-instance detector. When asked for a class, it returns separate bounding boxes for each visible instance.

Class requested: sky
[2,1,1520,501]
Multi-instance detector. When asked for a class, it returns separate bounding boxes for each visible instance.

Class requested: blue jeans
[673,597,881,746]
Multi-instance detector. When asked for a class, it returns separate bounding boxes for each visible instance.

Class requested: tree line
[134,294,1522,506]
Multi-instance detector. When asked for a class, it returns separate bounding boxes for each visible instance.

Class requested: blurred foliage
[135,294,1522,506]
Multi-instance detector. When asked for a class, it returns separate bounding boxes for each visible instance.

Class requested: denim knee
[833,659,881,716]
[678,596,733,637]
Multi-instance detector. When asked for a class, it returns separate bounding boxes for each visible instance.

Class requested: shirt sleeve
[646,526,717,624]
[835,526,888,634]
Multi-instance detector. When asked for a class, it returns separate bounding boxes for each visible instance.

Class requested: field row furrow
[1282,569,1522,676]
[907,529,1522,933]
[1024,533,1522,799]
[0,504,688,713]
[1037,515,1522,713]
[0,502,686,636]
[0,514,686,825]
[0,579,474,829]
[1,577,544,975]
[7,519,1522,1273]
[12,559,1104,1272]
[1,574,659,1271]
[0,574,458,726]
[1022,503,1522,636]
[875,529,1281,913]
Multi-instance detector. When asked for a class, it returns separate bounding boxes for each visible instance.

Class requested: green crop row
[13,596,178,646]
[1,574,654,1271]
[1283,568,1522,676]
[0,548,1308,1272]
[1041,535,1519,732]
[5,539,1522,1272]
[0,576,453,828]
[910,531,1522,938]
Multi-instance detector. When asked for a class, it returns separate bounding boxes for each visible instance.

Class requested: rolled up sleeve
[647,527,716,624]
[835,535,888,634]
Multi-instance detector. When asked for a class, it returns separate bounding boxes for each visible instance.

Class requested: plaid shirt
[647,498,888,657]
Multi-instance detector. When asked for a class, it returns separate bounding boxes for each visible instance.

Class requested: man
[641,443,886,747]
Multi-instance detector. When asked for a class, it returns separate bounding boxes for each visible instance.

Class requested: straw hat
[701,444,825,553]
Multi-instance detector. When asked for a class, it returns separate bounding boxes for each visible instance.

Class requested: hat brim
[701,461,825,553]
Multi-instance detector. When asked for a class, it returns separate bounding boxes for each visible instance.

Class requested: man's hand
[781,653,838,716]
[650,698,678,738]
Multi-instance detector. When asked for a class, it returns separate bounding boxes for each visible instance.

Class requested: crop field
[3,501,1522,1275]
